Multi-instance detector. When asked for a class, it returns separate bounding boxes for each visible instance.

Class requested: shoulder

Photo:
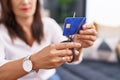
[42,17,60,28]
[42,17,57,24]
[0,24,8,31]
[0,24,8,34]
[42,17,62,30]
[0,24,10,40]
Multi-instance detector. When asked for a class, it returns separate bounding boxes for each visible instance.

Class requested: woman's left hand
[74,23,97,48]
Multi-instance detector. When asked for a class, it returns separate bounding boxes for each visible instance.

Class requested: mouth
[21,8,29,11]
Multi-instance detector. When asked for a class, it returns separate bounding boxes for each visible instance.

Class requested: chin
[20,13,34,18]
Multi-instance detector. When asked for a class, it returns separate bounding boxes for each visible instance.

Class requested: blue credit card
[63,17,86,37]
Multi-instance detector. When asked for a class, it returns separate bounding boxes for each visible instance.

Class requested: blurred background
[43,0,120,26]
[42,0,120,80]
[43,0,85,23]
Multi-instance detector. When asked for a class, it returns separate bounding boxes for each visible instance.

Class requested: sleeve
[0,38,9,66]
[49,18,67,43]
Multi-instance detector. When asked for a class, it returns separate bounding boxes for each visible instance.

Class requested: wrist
[30,54,42,72]
[22,55,33,73]
[30,54,38,71]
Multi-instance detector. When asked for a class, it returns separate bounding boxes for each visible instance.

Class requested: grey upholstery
[57,59,120,80]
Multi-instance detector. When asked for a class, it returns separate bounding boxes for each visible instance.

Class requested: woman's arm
[0,58,27,80]
[0,42,81,80]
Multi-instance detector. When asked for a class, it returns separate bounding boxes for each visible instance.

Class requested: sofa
[57,59,120,80]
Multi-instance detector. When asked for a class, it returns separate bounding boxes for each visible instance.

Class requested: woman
[0,0,97,80]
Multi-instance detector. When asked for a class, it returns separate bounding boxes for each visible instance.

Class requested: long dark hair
[0,0,44,44]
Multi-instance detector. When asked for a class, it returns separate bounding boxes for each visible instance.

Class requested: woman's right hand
[31,42,81,70]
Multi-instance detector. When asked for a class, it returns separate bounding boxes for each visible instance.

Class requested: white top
[0,17,82,80]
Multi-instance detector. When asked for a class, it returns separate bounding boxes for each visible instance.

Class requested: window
[86,0,120,26]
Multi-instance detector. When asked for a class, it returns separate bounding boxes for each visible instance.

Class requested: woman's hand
[71,23,97,62]
[31,42,81,70]
[74,23,97,48]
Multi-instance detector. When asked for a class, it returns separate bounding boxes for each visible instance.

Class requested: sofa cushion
[57,59,120,80]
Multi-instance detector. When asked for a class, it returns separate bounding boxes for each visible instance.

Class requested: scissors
[63,12,86,62]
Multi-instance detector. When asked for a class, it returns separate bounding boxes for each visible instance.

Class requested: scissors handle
[62,37,76,63]
[68,37,76,63]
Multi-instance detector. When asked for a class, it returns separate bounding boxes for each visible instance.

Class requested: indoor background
[42,0,120,80]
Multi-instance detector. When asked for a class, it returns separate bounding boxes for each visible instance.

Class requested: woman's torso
[0,17,67,80]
